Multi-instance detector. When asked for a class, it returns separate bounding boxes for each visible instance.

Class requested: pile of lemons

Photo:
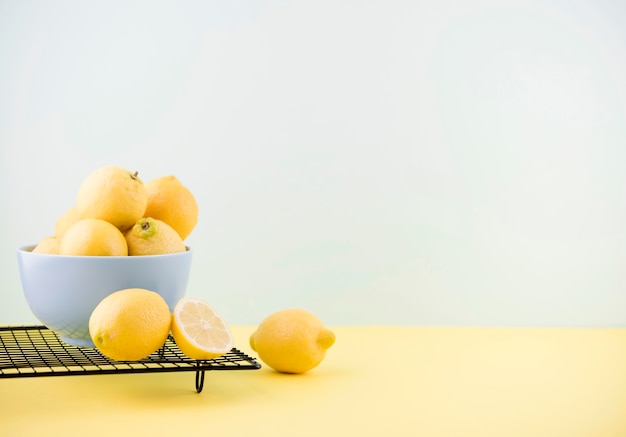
[32,165,198,256]
[33,165,336,372]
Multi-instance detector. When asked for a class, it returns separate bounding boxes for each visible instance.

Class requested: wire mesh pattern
[0,325,261,392]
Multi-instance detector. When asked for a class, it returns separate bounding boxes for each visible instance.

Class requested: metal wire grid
[0,325,261,392]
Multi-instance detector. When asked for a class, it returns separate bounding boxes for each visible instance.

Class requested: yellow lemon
[54,206,81,237]
[124,217,186,256]
[171,297,233,360]
[32,236,61,254]
[143,175,198,240]
[89,288,172,361]
[59,218,128,256]
[76,165,148,231]
[250,309,335,374]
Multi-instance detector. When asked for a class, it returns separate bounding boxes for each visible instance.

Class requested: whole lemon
[59,218,128,256]
[76,166,148,231]
[143,175,198,240]
[89,288,172,361]
[32,236,60,254]
[124,217,186,256]
[54,206,81,237]
[250,309,335,374]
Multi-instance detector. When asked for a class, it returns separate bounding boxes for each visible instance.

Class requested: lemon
[89,288,172,361]
[171,297,233,360]
[76,165,148,231]
[54,206,81,237]
[32,236,60,254]
[124,217,186,256]
[143,175,198,240]
[250,309,335,374]
[59,218,128,256]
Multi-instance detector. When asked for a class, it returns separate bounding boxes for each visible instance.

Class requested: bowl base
[60,336,95,348]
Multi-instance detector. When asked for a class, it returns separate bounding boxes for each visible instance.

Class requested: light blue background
[1,0,625,326]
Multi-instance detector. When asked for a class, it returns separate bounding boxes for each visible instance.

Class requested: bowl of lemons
[16,165,198,347]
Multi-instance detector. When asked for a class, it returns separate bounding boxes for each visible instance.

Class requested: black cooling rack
[0,325,261,393]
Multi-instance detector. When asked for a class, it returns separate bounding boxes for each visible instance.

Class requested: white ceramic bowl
[16,245,193,347]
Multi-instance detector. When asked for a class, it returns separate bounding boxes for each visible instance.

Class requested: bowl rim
[17,244,192,259]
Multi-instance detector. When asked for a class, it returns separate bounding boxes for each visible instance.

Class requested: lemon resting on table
[250,309,335,374]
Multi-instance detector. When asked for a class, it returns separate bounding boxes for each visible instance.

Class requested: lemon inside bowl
[16,245,192,347]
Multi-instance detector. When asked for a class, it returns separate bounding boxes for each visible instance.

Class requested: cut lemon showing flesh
[171,297,233,360]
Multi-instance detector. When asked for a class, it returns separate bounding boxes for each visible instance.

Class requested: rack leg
[195,368,205,393]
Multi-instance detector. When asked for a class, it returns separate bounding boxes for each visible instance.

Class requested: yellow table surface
[2,325,626,436]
